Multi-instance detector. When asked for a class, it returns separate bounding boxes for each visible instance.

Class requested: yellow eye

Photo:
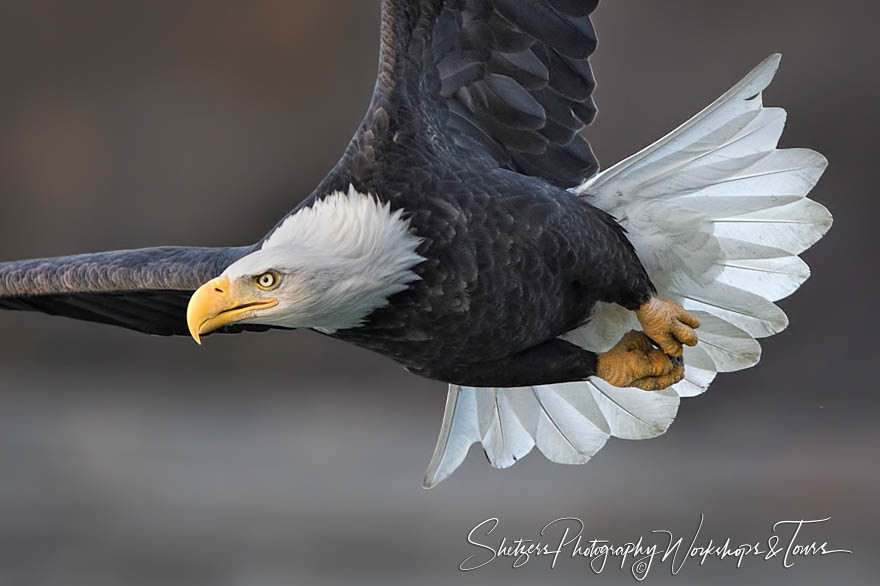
[255,272,279,290]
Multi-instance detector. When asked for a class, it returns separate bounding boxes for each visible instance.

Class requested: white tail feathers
[424,54,831,488]
[424,382,679,488]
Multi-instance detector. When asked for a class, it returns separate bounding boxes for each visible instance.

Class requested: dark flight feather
[415,0,600,187]
[488,50,549,90]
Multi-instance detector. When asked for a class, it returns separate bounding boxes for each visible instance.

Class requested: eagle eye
[255,271,280,291]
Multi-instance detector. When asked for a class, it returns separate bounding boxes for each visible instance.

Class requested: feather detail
[423,377,677,488]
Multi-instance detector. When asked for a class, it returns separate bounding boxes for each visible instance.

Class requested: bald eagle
[0,1,830,487]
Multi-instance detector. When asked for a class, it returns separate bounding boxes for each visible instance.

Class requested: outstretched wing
[0,246,279,336]
[381,0,600,187]
[2,2,602,335]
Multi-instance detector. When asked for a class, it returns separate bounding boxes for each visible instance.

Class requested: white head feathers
[223,185,424,333]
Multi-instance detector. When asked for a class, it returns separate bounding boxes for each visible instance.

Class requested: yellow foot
[596,330,685,391]
[636,297,701,357]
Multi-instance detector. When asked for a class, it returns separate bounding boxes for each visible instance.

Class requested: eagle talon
[596,330,684,391]
[636,297,701,357]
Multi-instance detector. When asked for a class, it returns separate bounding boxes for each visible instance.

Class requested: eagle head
[186,186,424,343]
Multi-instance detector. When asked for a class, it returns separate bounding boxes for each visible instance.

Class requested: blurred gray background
[0,1,876,584]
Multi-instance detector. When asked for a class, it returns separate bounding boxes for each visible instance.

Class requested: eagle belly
[330,178,635,383]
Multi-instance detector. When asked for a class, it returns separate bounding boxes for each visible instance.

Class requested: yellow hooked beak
[186,276,278,344]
